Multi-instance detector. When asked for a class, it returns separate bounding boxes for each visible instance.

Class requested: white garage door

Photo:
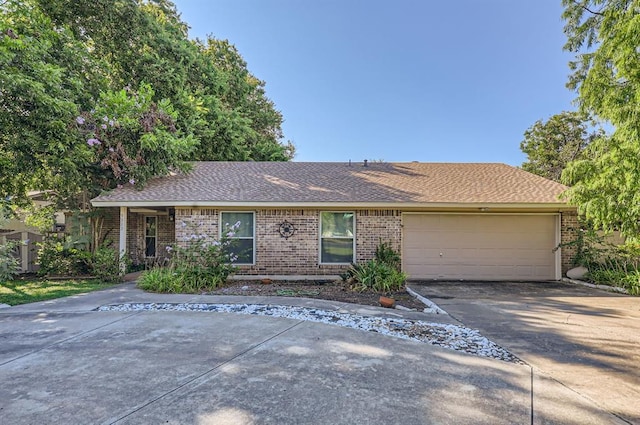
[403,214,558,281]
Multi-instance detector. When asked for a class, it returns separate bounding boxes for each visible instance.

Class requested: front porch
[99,207,175,269]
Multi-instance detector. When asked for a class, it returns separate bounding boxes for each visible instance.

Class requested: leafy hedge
[36,238,123,282]
[587,268,640,295]
[346,241,407,293]
[559,228,640,295]
[0,240,22,281]
[138,223,239,293]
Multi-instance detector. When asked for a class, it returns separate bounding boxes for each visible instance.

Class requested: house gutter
[90,200,571,211]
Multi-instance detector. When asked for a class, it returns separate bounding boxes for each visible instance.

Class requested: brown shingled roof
[91,162,569,206]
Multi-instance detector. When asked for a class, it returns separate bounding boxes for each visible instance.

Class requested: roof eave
[91,200,572,211]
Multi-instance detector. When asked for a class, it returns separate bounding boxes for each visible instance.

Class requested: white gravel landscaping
[97,303,522,363]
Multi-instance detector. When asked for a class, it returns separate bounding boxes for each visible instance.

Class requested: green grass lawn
[0,278,117,306]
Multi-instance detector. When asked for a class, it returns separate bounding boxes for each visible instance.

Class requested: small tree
[0,201,21,281]
[0,241,21,281]
[520,111,603,182]
[560,1,640,237]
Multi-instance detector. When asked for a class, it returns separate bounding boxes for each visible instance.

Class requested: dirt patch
[209,280,427,311]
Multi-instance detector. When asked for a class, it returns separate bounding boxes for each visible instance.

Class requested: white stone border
[405,286,449,314]
[97,302,520,362]
[562,278,629,294]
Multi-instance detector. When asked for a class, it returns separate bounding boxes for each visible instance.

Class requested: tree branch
[571,0,605,16]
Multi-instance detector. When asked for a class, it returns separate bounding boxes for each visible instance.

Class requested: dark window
[145,216,157,257]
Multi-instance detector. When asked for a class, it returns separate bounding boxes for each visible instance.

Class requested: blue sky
[172,1,575,165]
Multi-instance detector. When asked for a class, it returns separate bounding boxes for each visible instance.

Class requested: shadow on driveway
[0,282,629,424]
[408,280,640,424]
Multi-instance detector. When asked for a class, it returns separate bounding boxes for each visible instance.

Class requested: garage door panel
[438,264,469,277]
[404,239,438,249]
[478,221,506,233]
[530,234,555,245]
[403,214,557,281]
[404,247,441,258]
[528,251,551,261]
[454,267,475,279]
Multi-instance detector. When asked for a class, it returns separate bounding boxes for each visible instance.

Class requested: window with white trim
[220,212,255,264]
[320,212,355,263]
[145,216,157,257]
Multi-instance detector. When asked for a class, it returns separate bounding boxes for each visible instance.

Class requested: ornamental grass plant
[347,241,407,293]
[138,221,241,293]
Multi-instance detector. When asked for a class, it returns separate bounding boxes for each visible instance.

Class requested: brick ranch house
[90,161,579,281]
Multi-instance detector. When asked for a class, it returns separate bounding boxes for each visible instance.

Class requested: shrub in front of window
[138,222,240,293]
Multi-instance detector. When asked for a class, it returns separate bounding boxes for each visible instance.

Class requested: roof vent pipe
[363,159,368,167]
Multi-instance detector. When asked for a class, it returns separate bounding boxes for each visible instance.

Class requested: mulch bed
[208,280,427,311]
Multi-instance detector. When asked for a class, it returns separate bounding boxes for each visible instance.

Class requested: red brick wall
[355,210,402,263]
[103,206,576,277]
[175,208,219,248]
[174,208,402,275]
[560,210,580,274]
[97,208,119,248]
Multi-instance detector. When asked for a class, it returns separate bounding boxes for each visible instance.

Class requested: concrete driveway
[0,283,628,424]
[408,280,640,425]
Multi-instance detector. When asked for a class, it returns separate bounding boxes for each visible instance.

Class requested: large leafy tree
[1,0,292,209]
[0,0,91,203]
[39,0,293,163]
[520,111,603,182]
[196,38,294,161]
[560,0,640,236]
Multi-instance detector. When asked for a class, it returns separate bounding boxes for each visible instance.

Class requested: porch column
[119,206,127,273]
[555,214,562,280]
[21,231,28,272]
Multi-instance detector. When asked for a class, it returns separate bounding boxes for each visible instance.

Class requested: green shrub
[582,241,640,295]
[346,242,406,293]
[91,246,123,283]
[0,240,21,282]
[138,267,180,292]
[375,240,401,270]
[349,260,407,293]
[625,275,640,296]
[588,268,640,295]
[555,229,640,295]
[37,239,91,276]
[138,223,238,293]
[554,227,605,268]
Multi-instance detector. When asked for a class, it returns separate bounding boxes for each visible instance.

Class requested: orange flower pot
[379,296,395,308]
